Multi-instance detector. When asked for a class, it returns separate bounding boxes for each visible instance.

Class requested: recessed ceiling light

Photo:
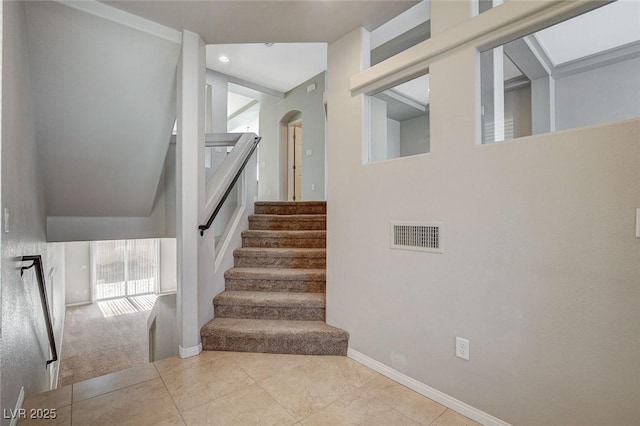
[219,56,230,63]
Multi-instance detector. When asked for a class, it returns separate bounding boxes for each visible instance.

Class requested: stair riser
[214,305,325,321]
[202,336,348,356]
[242,236,326,248]
[254,205,326,215]
[202,200,348,357]
[249,218,326,231]
[234,256,325,269]
[225,279,326,293]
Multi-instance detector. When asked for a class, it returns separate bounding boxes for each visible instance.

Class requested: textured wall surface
[1,1,65,420]
[326,11,640,426]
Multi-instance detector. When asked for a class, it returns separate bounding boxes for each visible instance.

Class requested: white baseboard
[9,386,25,426]
[65,301,92,307]
[347,348,511,426]
[179,343,202,359]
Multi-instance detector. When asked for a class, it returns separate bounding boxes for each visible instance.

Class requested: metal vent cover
[390,222,443,253]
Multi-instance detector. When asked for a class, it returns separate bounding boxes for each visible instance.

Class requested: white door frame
[287,119,302,201]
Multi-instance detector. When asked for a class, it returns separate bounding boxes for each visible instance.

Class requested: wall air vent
[390,222,443,253]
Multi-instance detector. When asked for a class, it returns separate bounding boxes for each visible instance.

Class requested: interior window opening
[480,0,640,144]
[367,73,430,163]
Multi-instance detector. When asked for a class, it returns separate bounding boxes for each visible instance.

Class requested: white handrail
[199,132,260,235]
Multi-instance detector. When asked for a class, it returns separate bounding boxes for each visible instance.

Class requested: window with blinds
[94,239,159,300]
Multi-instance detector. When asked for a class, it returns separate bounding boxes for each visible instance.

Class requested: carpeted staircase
[200,201,349,355]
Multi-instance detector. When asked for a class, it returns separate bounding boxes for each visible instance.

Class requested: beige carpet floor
[58,296,155,386]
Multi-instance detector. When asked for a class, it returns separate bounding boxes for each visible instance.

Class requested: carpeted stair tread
[242,230,326,238]
[214,291,325,321]
[234,247,326,257]
[255,201,326,215]
[225,267,326,281]
[249,214,326,231]
[201,318,348,355]
[202,201,347,355]
[242,230,326,248]
[224,267,326,293]
[234,248,326,269]
[215,291,324,308]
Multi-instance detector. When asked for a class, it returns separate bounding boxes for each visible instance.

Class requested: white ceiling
[503,55,523,81]
[375,74,429,122]
[26,1,180,217]
[207,43,327,93]
[534,0,640,66]
[394,74,430,105]
[103,0,420,44]
[22,0,417,219]
[228,92,256,117]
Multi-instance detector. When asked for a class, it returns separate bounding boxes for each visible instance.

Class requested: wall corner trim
[347,348,511,426]
[58,0,182,44]
[178,343,202,359]
[9,387,25,426]
[350,0,604,96]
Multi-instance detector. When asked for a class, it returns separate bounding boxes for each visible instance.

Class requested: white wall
[148,293,178,361]
[198,157,257,331]
[163,144,177,238]
[25,1,180,219]
[1,1,66,419]
[555,57,640,131]
[326,10,639,426]
[387,118,400,159]
[160,238,177,293]
[399,114,429,157]
[259,72,326,201]
[205,70,229,133]
[46,143,177,242]
[64,242,91,305]
[504,85,531,139]
[369,97,389,162]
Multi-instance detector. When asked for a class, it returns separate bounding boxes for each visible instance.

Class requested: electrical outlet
[456,337,469,360]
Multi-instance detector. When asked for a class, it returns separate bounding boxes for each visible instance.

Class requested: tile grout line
[353,372,407,418]
[157,356,246,415]
[355,366,447,425]
[152,362,188,425]
[429,407,452,425]
[70,364,159,405]
[223,354,275,412]
[251,371,300,422]
[231,353,313,423]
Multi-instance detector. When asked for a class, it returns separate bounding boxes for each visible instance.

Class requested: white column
[176,30,205,358]
[491,0,505,142]
[492,45,505,142]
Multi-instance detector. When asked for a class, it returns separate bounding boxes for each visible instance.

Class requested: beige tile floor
[20,351,481,426]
